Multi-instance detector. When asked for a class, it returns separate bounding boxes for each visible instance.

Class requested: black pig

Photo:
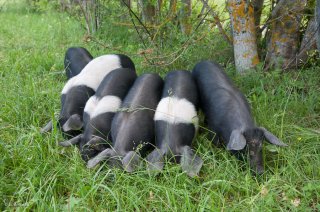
[64,47,93,79]
[87,73,163,172]
[147,70,203,177]
[192,61,287,174]
[41,54,135,137]
[59,68,137,161]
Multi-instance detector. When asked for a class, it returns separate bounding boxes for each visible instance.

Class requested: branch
[88,36,137,55]
[147,11,216,66]
[89,3,223,67]
[121,0,153,39]
[200,0,233,46]
[121,0,163,65]
[77,0,91,35]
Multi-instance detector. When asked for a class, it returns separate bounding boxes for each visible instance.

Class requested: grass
[0,0,319,211]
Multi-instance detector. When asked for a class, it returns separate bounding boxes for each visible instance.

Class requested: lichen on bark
[265,0,307,70]
[227,0,260,73]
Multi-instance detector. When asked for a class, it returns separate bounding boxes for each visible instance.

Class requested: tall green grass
[0,0,319,210]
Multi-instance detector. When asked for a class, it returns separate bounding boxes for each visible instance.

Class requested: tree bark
[179,0,192,35]
[227,0,260,73]
[156,0,163,23]
[169,0,177,16]
[78,0,98,34]
[139,0,156,24]
[121,0,131,9]
[265,0,307,70]
[60,0,70,11]
[199,0,208,18]
[252,0,264,39]
[252,0,264,27]
[316,0,320,52]
[157,0,163,14]
[285,17,317,68]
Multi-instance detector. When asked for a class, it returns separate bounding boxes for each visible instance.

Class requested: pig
[58,68,137,161]
[87,73,163,172]
[64,47,93,79]
[41,54,135,137]
[147,70,203,177]
[192,61,287,174]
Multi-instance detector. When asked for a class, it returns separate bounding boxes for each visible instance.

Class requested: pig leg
[87,148,116,168]
[40,120,53,133]
[180,146,203,178]
[86,136,109,151]
[146,149,165,172]
[59,134,82,147]
[122,151,141,173]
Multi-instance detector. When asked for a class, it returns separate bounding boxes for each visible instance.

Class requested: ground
[0,0,319,210]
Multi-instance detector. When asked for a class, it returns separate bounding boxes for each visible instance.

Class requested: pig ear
[146,149,165,172]
[40,120,53,133]
[227,129,247,150]
[180,146,203,178]
[259,127,288,146]
[86,136,107,151]
[122,151,141,173]
[87,148,115,169]
[62,114,83,132]
[59,134,82,147]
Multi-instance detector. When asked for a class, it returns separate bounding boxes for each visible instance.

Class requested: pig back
[162,70,199,107]
[111,73,163,154]
[192,61,255,143]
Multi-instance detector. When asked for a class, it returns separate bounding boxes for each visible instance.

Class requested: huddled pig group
[41,47,288,177]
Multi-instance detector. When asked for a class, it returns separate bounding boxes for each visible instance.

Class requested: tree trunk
[170,0,177,16]
[252,0,264,38]
[157,0,163,14]
[179,0,192,35]
[285,17,317,68]
[199,0,208,18]
[60,0,70,11]
[316,0,320,52]
[156,0,163,24]
[227,0,260,73]
[122,0,131,9]
[252,0,264,27]
[265,0,307,70]
[84,0,97,34]
[139,0,156,24]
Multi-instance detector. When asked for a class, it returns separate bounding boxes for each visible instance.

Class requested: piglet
[41,54,135,137]
[87,73,163,172]
[64,47,93,79]
[192,61,287,174]
[147,70,203,177]
[59,68,137,161]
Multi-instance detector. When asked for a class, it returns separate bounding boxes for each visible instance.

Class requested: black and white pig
[58,68,137,161]
[192,61,287,174]
[87,73,163,172]
[64,47,93,79]
[147,70,203,177]
[41,54,135,137]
